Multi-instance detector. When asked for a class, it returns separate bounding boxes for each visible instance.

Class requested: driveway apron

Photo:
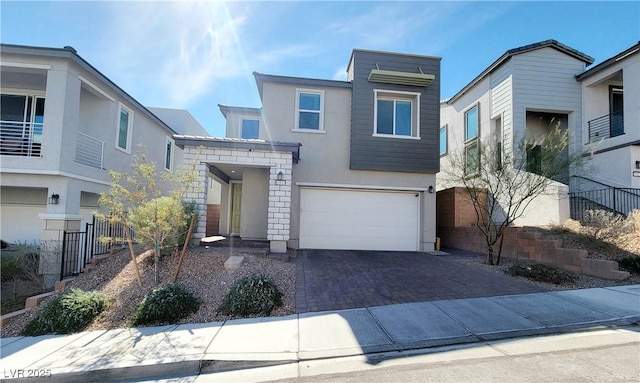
[294,249,549,313]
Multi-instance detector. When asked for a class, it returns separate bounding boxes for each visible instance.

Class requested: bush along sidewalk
[506,263,577,285]
[218,274,283,316]
[22,289,109,336]
[131,283,200,326]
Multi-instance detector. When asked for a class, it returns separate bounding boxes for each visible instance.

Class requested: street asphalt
[1,285,639,383]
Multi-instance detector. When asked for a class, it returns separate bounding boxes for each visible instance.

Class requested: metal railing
[60,215,134,280]
[75,131,104,169]
[588,113,624,143]
[569,187,640,222]
[0,120,43,157]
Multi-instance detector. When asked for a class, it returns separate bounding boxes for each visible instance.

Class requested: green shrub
[1,255,20,283]
[218,274,283,316]
[618,257,640,274]
[131,284,199,326]
[507,263,577,285]
[22,289,108,336]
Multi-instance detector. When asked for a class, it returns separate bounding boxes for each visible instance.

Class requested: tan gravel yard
[1,247,296,337]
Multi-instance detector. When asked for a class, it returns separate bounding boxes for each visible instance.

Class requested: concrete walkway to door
[293,249,549,313]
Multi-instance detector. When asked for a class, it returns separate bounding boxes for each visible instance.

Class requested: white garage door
[299,188,419,251]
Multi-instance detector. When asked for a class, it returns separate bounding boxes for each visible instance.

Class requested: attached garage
[299,188,420,251]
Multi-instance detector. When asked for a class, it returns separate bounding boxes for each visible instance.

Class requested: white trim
[372,133,420,140]
[239,116,260,139]
[0,168,112,186]
[0,88,46,97]
[0,62,51,70]
[295,88,325,132]
[78,75,115,102]
[296,182,429,192]
[373,89,421,138]
[291,129,326,134]
[115,102,133,154]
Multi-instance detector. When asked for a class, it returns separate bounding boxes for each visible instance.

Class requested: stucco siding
[240,168,269,239]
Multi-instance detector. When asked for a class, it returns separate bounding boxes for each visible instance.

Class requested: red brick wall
[435,187,627,280]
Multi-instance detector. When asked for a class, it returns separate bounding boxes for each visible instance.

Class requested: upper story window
[165,137,174,171]
[116,103,133,153]
[465,104,479,141]
[374,90,420,138]
[241,117,260,139]
[0,93,45,157]
[464,104,480,176]
[439,125,448,156]
[295,89,324,131]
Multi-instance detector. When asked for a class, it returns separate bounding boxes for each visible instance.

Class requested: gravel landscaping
[1,247,296,337]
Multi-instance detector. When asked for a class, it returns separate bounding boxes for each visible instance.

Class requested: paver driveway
[293,249,549,313]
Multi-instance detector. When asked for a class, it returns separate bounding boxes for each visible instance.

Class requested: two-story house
[438,40,595,226]
[575,41,640,191]
[0,44,206,284]
[175,49,441,253]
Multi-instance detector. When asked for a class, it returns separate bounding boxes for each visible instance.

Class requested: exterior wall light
[49,193,60,205]
[428,186,434,194]
[277,171,284,181]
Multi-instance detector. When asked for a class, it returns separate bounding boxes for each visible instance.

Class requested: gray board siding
[349,50,441,173]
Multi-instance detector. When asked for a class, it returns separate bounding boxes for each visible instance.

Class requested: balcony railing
[588,113,624,143]
[0,121,43,157]
[75,131,104,169]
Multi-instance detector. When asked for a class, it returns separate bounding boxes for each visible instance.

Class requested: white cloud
[100,1,248,106]
[332,65,347,81]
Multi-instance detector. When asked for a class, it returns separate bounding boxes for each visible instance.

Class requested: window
[609,86,624,137]
[374,90,420,138]
[116,104,132,152]
[439,125,448,156]
[465,141,480,176]
[464,104,480,176]
[295,90,324,131]
[0,93,45,157]
[495,116,502,170]
[465,105,479,141]
[526,144,542,175]
[165,137,173,170]
[241,118,260,139]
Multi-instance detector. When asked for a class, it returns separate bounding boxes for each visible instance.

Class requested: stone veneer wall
[182,146,292,252]
[436,187,630,281]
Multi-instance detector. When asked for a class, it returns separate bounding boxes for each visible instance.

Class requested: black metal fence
[60,216,134,280]
[569,187,640,222]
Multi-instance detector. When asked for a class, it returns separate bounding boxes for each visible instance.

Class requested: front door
[231,183,242,234]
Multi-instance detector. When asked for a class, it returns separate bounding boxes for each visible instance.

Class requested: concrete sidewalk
[1,285,639,383]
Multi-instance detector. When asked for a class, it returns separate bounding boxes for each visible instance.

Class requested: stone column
[183,147,208,244]
[267,153,293,253]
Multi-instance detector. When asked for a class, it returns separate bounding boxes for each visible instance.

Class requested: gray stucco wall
[240,168,269,239]
[348,50,441,173]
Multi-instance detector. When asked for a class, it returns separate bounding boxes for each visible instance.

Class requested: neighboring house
[0,44,186,283]
[575,41,640,191]
[438,40,595,226]
[175,49,442,253]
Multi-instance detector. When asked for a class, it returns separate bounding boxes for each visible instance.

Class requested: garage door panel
[299,188,419,251]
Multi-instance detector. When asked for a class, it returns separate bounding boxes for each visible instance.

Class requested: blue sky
[2,1,638,137]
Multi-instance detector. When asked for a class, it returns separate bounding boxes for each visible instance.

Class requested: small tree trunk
[486,246,494,265]
[154,243,160,284]
[496,231,505,266]
[123,223,143,287]
[173,214,196,283]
